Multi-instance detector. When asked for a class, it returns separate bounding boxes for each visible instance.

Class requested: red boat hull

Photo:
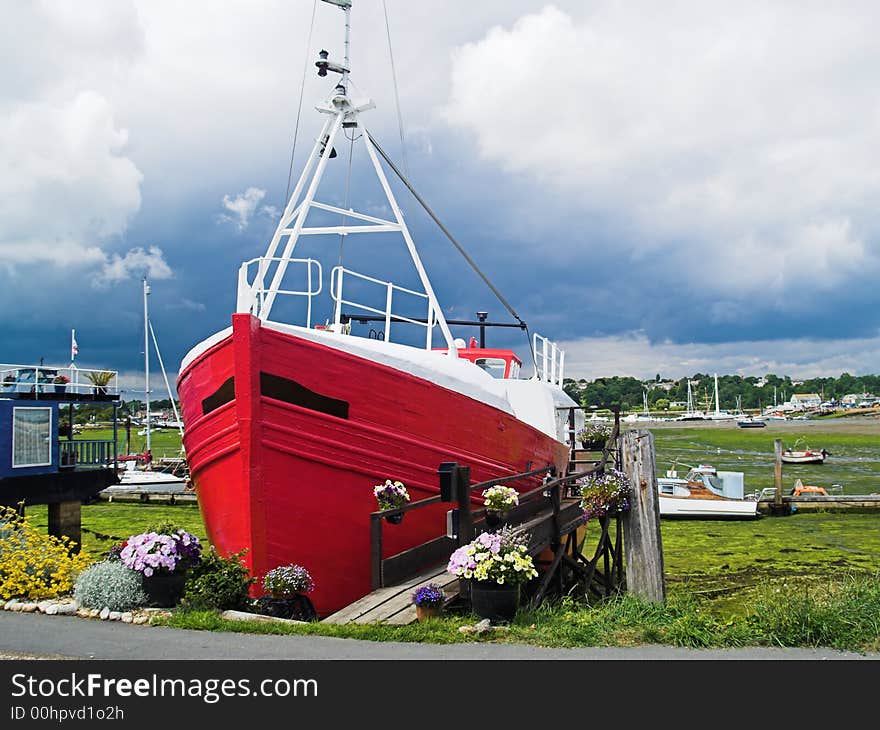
[177,314,569,615]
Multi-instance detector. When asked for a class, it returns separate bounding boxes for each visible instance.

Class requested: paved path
[1,612,877,660]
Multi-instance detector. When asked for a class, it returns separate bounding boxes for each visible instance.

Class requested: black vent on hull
[260,372,349,419]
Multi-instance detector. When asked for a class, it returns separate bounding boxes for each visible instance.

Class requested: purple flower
[118,529,202,576]
[411,583,445,607]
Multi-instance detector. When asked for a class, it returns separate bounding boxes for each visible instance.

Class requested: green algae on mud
[647,419,880,495]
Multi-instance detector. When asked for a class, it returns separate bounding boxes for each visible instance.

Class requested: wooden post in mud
[774,438,783,509]
[620,430,665,603]
[769,438,792,516]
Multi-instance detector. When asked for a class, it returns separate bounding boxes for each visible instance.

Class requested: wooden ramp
[322,566,459,625]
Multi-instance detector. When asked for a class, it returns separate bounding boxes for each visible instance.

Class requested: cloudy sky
[2,0,879,395]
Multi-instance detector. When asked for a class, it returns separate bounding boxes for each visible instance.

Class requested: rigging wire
[337,131,357,267]
[364,129,540,375]
[382,0,410,178]
[284,0,318,203]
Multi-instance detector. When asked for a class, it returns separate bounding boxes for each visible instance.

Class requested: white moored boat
[657,464,760,519]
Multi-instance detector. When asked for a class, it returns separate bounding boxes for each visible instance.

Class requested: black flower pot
[484,510,508,529]
[385,512,404,525]
[142,572,186,608]
[470,582,520,623]
[256,594,317,622]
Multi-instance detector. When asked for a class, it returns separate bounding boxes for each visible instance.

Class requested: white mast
[714,373,721,417]
[238,0,458,356]
[143,276,151,455]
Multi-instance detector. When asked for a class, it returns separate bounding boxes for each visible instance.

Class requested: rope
[364,129,539,374]
[284,0,318,203]
[382,0,409,178]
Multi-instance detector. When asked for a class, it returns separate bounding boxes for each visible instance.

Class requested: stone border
[3,597,170,625]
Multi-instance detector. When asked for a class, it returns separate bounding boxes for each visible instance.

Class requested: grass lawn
[20,419,875,649]
[21,499,880,650]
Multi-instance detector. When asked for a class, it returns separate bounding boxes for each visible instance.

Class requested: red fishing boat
[177,0,580,615]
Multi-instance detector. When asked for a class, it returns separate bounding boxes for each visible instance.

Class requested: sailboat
[176,1,580,615]
[676,380,706,421]
[117,278,187,487]
[706,373,737,421]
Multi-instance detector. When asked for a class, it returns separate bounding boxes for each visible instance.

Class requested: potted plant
[446,527,538,622]
[576,422,612,449]
[411,583,445,621]
[373,479,410,524]
[257,564,317,621]
[86,369,114,396]
[118,528,202,607]
[53,374,70,393]
[577,468,632,521]
[481,484,519,528]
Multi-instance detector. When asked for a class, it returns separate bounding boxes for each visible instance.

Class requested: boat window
[703,474,725,495]
[660,484,674,495]
[474,358,508,379]
[12,407,52,468]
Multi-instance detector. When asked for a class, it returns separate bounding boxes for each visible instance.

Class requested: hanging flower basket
[373,479,410,524]
[577,468,632,521]
[577,423,612,449]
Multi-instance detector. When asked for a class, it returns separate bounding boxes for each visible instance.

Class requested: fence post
[370,515,383,590]
[455,465,473,547]
[620,429,666,603]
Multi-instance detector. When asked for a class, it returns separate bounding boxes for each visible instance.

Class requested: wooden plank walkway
[323,498,587,625]
[322,564,459,625]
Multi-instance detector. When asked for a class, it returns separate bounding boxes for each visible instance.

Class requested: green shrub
[182,548,254,612]
[74,560,148,611]
[143,520,184,536]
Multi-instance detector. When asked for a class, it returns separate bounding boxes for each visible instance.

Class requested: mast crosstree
[240,0,459,355]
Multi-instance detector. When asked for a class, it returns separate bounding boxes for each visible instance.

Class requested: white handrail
[0,363,119,396]
[237,256,323,326]
[330,266,433,345]
[531,334,565,387]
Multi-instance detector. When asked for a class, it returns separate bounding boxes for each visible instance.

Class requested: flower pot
[415,604,442,622]
[93,386,107,396]
[54,384,67,393]
[256,594,317,622]
[385,512,404,525]
[142,572,187,608]
[470,581,520,623]
[484,510,508,529]
[581,441,603,450]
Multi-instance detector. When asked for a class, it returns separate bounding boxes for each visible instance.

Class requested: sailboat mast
[143,277,151,454]
[714,373,720,417]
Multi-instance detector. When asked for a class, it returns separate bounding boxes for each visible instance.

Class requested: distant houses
[788,393,821,411]
[841,393,879,407]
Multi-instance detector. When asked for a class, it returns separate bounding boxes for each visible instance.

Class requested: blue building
[0,363,120,547]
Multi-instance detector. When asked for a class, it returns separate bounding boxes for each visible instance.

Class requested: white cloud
[0,91,143,266]
[444,3,880,294]
[558,331,880,381]
[95,246,172,286]
[217,187,267,231]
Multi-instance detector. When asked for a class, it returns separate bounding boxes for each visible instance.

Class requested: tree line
[563,373,880,412]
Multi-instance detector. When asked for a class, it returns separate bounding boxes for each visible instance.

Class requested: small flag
[71,329,78,361]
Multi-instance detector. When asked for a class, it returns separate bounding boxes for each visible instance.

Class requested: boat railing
[330,266,435,347]
[369,464,560,590]
[532,333,565,386]
[59,439,117,470]
[0,363,119,398]
[236,256,323,324]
